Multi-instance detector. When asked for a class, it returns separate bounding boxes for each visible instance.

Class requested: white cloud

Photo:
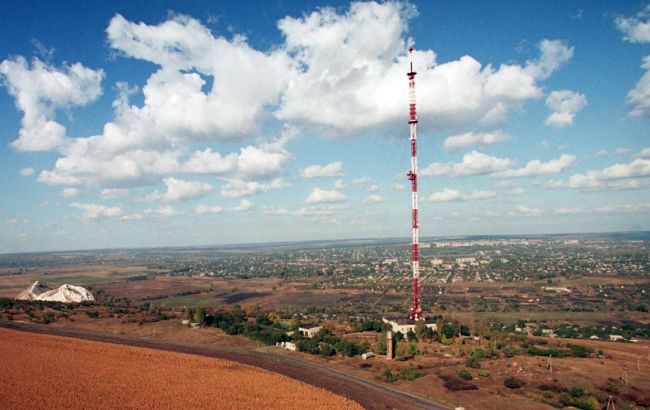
[637,147,650,159]
[276,3,572,133]
[100,188,129,200]
[351,176,371,185]
[143,205,183,219]
[421,150,514,177]
[305,187,347,204]
[220,178,290,198]
[195,204,223,215]
[106,13,292,140]
[553,207,584,215]
[230,199,253,212]
[545,90,587,128]
[71,202,122,221]
[627,55,650,118]
[594,149,608,158]
[493,154,576,178]
[514,205,543,217]
[428,188,496,202]
[392,182,405,190]
[147,177,212,202]
[19,167,34,177]
[443,131,509,152]
[615,5,650,44]
[61,187,79,198]
[298,161,344,178]
[367,184,380,192]
[0,56,103,151]
[363,194,384,204]
[554,203,650,215]
[6,219,19,225]
[295,204,349,218]
[263,205,289,215]
[548,156,650,190]
[334,179,346,189]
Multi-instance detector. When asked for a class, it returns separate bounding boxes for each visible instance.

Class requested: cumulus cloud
[555,203,650,215]
[100,188,129,200]
[195,204,223,215]
[443,131,509,152]
[615,5,650,43]
[106,13,292,140]
[295,204,349,218]
[0,56,103,151]
[19,167,34,177]
[513,205,543,217]
[298,161,344,178]
[493,154,576,178]
[71,202,122,221]
[428,188,496,202]
[61,187,79,198]
[276,3,572,133]
[545,90,587,127]
[351,176,371,185]
[548,156,650,190]
[637,147,650,159]
[220,178,290,198]
[627,55,650,118]
[305,187,347,204]
[143,205,183,219]
[147,177,212,201]
[263,205,289,215]
[363,194,384,204]
[229,199,253,212]
[421,150,514,177]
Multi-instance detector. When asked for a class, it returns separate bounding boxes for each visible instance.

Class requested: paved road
[1,321,453,410]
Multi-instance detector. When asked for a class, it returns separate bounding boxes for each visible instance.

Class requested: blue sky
[1,1,649,253]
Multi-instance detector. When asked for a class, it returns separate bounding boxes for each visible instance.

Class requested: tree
[183,307,194,321]
[372,332,387,355]
[414,320,428,341]
[406,329,418,342]
[193,307,206,324]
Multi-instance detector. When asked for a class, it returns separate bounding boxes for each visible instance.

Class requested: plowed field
[0,327,361,410]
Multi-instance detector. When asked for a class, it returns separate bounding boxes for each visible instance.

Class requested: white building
[298,325,323,338]
[382,317,437,339]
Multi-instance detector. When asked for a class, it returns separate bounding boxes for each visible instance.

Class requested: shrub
[504,377,525,389]
[439,375,478,391]
[567,344,593,358]
[571,397,598,410]
[538,383,566,393]
[399,368,424,381]
[503,346,517,358]
[478,370,490,377]
[605,383,621,395]
[382,369,397,382]
[466,355,481,368]
[569,386,585,398]
[458,369,472,380]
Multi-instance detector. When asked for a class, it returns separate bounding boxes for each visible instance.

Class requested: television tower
[406,47,423,321]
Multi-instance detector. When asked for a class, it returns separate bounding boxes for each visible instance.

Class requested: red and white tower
[406,47,423,321]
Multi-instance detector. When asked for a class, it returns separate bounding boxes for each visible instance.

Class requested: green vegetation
[503,377,525,389]
[458,369,472,381]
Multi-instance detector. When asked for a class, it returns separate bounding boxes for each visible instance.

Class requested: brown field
[0,327,362,410]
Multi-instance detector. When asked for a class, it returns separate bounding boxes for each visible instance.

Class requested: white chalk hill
[16,281,95,303]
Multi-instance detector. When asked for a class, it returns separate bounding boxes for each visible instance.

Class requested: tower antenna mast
[406,47,423,321]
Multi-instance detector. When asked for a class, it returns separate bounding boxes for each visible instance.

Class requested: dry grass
[0,327,361,410]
